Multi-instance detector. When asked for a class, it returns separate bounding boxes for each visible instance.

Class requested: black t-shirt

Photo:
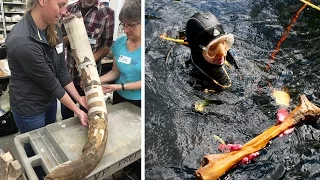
[81,6,92,17]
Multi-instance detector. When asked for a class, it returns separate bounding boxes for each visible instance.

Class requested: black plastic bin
[0,111,18,137]
[0,45,7,59]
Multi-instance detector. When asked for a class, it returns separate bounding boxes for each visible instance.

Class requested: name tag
[89,38,97,45]
[118,55,132,64]
[56,43,63,54]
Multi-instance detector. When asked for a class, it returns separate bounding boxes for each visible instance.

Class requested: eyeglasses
[119,22,140,30]
[200,34,234,58]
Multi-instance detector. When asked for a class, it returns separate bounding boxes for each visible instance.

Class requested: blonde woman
[6,1,88,178]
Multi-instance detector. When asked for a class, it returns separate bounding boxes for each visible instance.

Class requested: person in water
[184,11,294,164]
[185,11,238,92]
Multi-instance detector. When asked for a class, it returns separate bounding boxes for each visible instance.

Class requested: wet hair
[119,0,141,22]
[26,0,59,47]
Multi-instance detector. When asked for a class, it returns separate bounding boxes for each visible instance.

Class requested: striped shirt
[63,0,114,85]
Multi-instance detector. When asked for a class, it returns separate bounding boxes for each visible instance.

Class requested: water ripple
[145,0,320,179]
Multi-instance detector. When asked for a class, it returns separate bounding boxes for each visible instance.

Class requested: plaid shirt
[63,1,114,85]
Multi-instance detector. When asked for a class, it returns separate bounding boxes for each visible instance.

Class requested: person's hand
[277,107,294,137]
[218,144,260,164]
[76,110,88,126]
[78,96,88,110]
[102,84,122,93]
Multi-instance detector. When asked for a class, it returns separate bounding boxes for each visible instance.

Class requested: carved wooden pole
[45,14,108,180]
[195,95,320,180]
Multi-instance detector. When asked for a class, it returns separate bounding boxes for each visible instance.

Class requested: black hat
[186,11,234,52]
[185,11,233,89]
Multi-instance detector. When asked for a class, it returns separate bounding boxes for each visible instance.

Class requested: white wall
[109,0,125,40]
[67,0,77,5]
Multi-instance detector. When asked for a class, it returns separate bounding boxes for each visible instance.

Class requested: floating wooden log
[195,95,320,180]
[45,14,108,180]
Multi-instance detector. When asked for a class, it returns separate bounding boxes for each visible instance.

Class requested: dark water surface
[145,0,320,179]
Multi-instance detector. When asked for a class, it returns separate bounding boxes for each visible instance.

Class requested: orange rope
[266,0,310,71]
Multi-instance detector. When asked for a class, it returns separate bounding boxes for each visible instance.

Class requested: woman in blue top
[100,0,141,107]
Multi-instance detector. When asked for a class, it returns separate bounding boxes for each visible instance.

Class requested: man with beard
[62,0,115,120]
